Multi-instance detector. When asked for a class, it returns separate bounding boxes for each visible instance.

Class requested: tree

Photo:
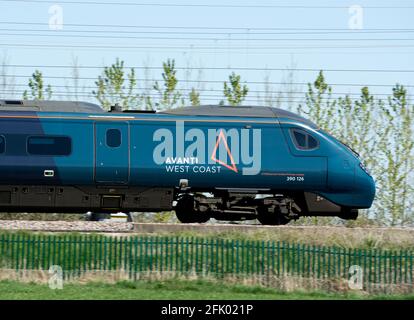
[334,87,380,222]
[300,71,414,226]
[0,53,16,99]
[65,55,85,100]
[189,88,200,106]
[92,58,141,111]
[223,72,249,106]
[23,70,52,100]
[298,71,338,134]
[376,85,414,225]
[152,59,183,109]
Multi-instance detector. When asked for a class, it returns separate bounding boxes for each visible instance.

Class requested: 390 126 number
[286,176,304,182]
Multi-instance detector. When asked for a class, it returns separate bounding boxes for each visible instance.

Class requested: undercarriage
[173,190,358,225]
[0,184,358,225]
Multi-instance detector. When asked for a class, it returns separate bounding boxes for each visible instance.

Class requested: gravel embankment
[0,220,134,233]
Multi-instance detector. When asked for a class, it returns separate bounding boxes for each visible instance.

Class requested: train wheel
[175,194,210,223]
[256,206,291,225]
[196,214,210,223]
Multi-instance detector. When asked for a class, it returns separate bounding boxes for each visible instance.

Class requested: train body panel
[0,101,376,224]
[130,120,328,191]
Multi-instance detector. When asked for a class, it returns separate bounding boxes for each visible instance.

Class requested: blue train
[0,100,375,225]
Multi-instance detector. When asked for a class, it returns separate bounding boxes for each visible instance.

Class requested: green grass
[0,279,412,300]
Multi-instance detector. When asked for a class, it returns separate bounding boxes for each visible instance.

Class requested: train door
[95,122,129,184]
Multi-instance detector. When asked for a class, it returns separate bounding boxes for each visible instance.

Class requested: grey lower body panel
[303,192,358,219]
[0,185,174,213]
[304,192,342,213]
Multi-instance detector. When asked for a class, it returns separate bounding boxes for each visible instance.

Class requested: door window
[106,129,121,148]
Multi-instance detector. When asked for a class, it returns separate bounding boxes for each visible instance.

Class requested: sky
[1,0,414,106]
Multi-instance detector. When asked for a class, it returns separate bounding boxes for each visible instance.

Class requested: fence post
[271,241,275,277]
[143,236,148,273]
[369,248,374,290]
[200,237,205,276]
[126,237,131,279]
[73,235,78,276]
[241,239,245,275]
[98,235,103,272]
[89,235,94,272]
[377,248,381,287]
[286,242,290,275]
[56,236,61,273]
[113,236,118,272]
[394,250,398,285]
[410,250,413,286]
[399,249,403,285]
[0,233,3,259]
[64,235,69,279]
[317,245,321,279]
[21,234,26,272]
[103,236,107,271]
[15,234,21,272]
[230,239,234,275]
[385,249,391,290]
[261,241,265,277]
[150,236,154,272]
[404,249,408,284]
[266,241,270,281]
[208,238,213,275]
[281,241,285,276]
[166,236,170,273]
[312,245,316,278]
[80,235,85,275]
[138,236,142,274]
[187,237,191,273]
[41,235,46,270]
[394,249,399,285]
[246,240,251,275]
[134,236,138,280]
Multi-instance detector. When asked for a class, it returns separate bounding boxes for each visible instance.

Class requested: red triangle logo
[210,130,238,173]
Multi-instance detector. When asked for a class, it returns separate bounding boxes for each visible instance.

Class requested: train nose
[354,162,376,208]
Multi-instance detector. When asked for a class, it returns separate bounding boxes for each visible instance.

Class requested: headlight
[359,162,371,176]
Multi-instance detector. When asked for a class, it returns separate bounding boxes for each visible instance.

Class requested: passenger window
[0,136,4,154]
[106,129,121,148]
[27,136,71,156]
[291,129,319,150]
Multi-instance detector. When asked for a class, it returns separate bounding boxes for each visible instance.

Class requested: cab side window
[290,129,319,150]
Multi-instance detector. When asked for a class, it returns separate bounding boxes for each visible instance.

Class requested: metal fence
[0,233,412,292]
